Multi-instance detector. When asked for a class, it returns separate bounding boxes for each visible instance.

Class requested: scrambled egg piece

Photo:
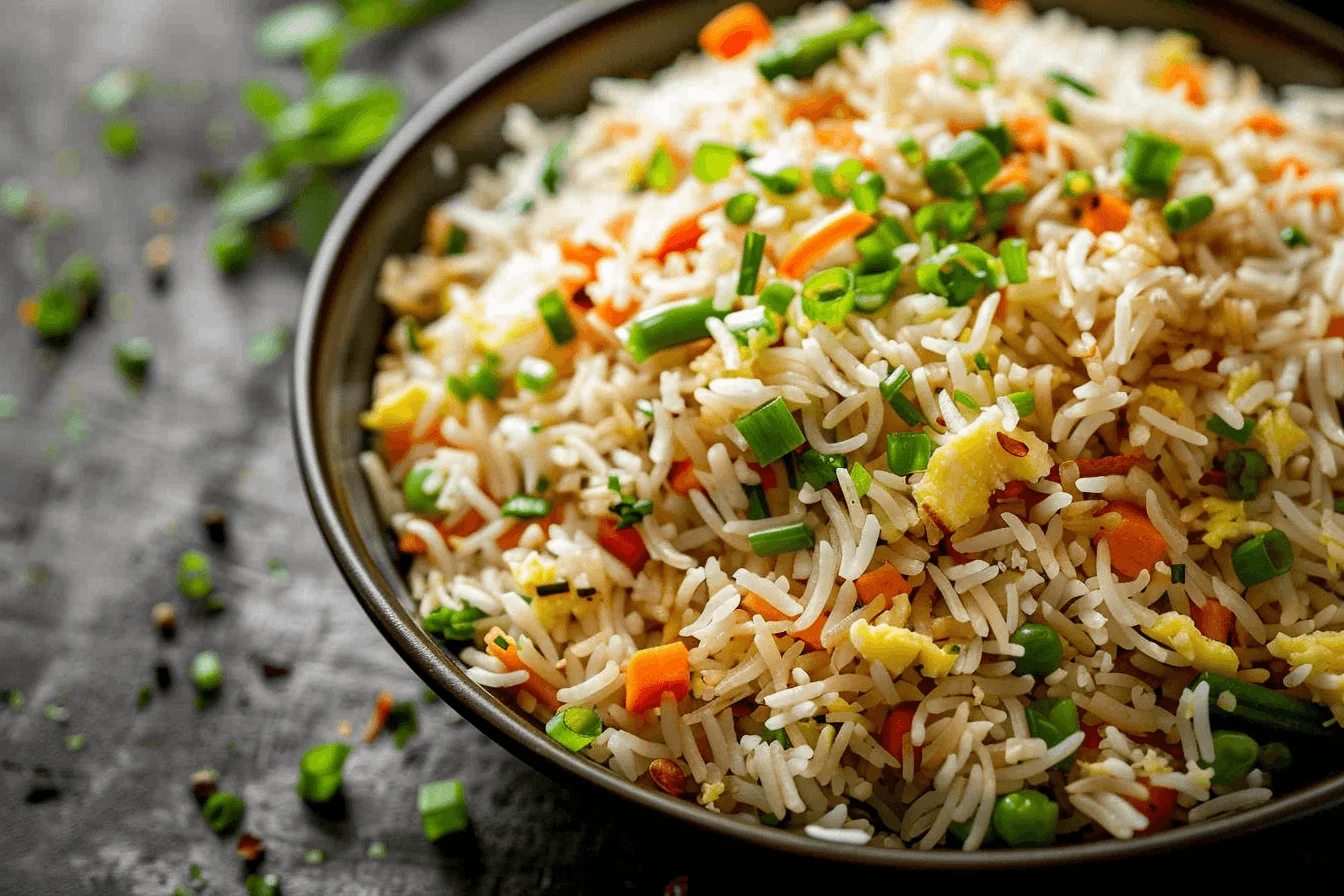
[913,410,1052,533]
[359,382,429,430]
[850,620,958,678]
[1254,407,1309,477]
[1144,384,1186,419]
[1196,497,1271,549]
[1225,363,1263,403]
[509,552,578,629]
[697,780,725,808]
[1268,630,1344,675]
[1141,612,1239,675]
[509,552,559,592]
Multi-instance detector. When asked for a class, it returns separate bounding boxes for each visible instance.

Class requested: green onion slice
[756,11,885,82]
[501,495,552,519]
[748,522,815,557]
[850,170,886,213]
[849,462,872,498]
[747,162,802,196]
[692,142,738,184]
[734,397,805,465]
[1047,70,1098,97]
[545,706,603,751]
[798,449,846,490]
[1122,129,1183,198]
[1007,390,1036,417]
[999,238,1029,284]
[737,232,767,296]
[537,290,576,346]
[1162,193,1214,233]
[801,266,856,326]
[948,46,996,91]
[1045,97,1071,125]
[1208,414,1256,445]
[516,357,556,393]
[887,432,934,475]
[912,200,976,244]
[1231,529,1293,587]
[953,390,980,410]
[1061,170,1095,198]
[897,136,923,167]
[915,242,1001,306]
[745,483,771,520]
[623,297,727,362]
[540,138,568,195]
[940,131,1003,194]
[879,365,928,426]
[759,282,797,316]
[975,124,1012,158]
[418,779,469,841]
[1281,225,1309,248]
[296,742,350,803]
[645,144,677,192]
[812,157,865,199]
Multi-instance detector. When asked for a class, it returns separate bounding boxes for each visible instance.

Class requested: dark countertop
[3,1,1344,893]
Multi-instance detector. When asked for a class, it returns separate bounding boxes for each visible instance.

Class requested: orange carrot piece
[879,706,921,764]
[854,562,912,606]
[1006,116,1048,153]
[668,459,702,495]
[485,626,560,710]
[739,592,826,649]
[560,239,606,277]
[655,213,709,261]
[1327,316,1344,339]
[975,0,1014,12]
[1310,185,1340,208]
[1262,156,1310,181]
[398,530,428,554]
[496,507,562,552]
[1190,597,1235,644]
[1125,781,1179,835]
[1079,192,1131,235]
[784,89,852,124]
[362,690,395,743]
[625,641,691,713]
[698,2,772,60]
[1156,62,1206,106]
[443,509,486,540]
[777,210,876,279]
[746,461,777,490]
[598,517,649,574]
[1094,500,1168,579]
[1239,110,1288,138]
[593,297,641,328]
[986,153,1031,192]
[814,120,862,153]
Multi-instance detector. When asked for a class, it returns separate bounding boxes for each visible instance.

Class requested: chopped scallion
[540,139,568,195]
[515,357,556,393]
[418,779,469,841]
[759,282,796,316]
[999,238,1028,284]
[1122,129,1183,198]
[202,792,245,834]
[912,199,976,244]
[1281,225,1309,248]
[734,397,805,465]
[1231,529,1293,587]
[812,157,865,199]
[887,432,934,475]
[745,483,771,520]
[296,742,350,804]
[948,45,996,91]
[897,136,923,167]
[1162,193,1214,233]
[1171,563,1186,584]
[975,123,1012,158]
[1045,97,1070,125]
[755,11,885,82]
[915,242,1001,306]
[178,550,213,600]
[501,495,551,519]
[423,603,486,641]
[850,170,886,213]
[545,706,603,751]
[645,144,677,193]
[850,462,872,498]
[1008,390,1036,417]
[747,162,802,196]
[737,232,767,296]
[1208,414,1256,445]
[692,142,738,184]
[798,449,846,490]
[879,365,927,426]
[1061,170,1095,198]
[1224,448,1270,501]
[800,266,855,325]
[953,390,980,410]
[1046,70,1098,97]
[748,522,815,557]
[974,352,990,371]
[623,297,727,362]
[537,290,576,345]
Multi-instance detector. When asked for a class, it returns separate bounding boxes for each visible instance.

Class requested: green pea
[190,650,224,694]
[402,465,442,515]
[100,118,141,160]
[1024,697,1080,770]
[208,221,255,275]
[991,790,1058,847]
[1010,622,1063,676]
[57,250,103,299]
[1205,730,1259,786]
[1257,741,1292,773]
[178,550,213,600]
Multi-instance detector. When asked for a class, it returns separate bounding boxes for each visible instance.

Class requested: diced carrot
[739,592,826,649]
[1049,454,1147,480]
[1124,781,1179,835]
[485,627,560,710]
[814,120,862,153]
[1310,185,1340,208]
[598,516,649,574]
[879,706,921,765]
[1327,316,1344,339]
[1078,192,1131,235]
[777,210,876,279]
[398,530,428,554]
[975,0,1013,12]
[496,507,562,552]
[1239,110,1288,138]
[668,459,702,495]
[1080,719,1103,749]
[379,418,453,467]
[1093,500,1168,579]
[1006,116,1048,154]
[362,690,395,743]
[855,562,912,606]
[698,2,772,60]
[443,509,486,540]
[655,213,709,261]
[946,118,980,136]
[784,89,853,124]
[746,461,777,490]
[16,298,39,328]
[1190,597,1235,644]
[1262,156,1310,181]
[560,238,606,277]
[1156,62,1206,106]
[593,297,641,328]
[986,154,1031,193]
[625,641,691,713]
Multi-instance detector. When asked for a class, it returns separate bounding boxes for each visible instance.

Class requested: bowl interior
[294,0,1344,868]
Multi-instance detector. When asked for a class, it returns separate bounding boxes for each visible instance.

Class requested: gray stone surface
[3,1,1344,893]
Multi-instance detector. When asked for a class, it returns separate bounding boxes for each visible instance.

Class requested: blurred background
[2,1,1343,894]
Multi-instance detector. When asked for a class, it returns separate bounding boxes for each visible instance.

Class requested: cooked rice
[358,0,1344,850]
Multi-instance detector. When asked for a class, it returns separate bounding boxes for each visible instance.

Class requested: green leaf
[302,30,348,82]
[239,80,290,127]
[84,69,142,114]
[100,118,140,160]
[1,179,31,218]
[249,323,292,366]
[254,2,344,57]
[291,173,343,255]
[268,101,322,143]
[284,75,404,166]
[216,177,290,223]
[342,0,399,30]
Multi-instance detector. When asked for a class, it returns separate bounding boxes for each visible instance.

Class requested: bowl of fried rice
[294,0,1344,865]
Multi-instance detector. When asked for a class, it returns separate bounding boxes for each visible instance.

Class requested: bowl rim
[293,0,1344,868]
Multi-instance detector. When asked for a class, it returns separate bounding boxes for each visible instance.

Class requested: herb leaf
[254,2,344,58]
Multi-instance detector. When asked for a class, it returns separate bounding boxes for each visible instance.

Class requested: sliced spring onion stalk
[734,397,805,465]
[725,192,758,226]
[982,184,1027,231]
[297,743,351,803]
[748,522,815,557]
[692,142,738,184]
[501,495,552,519]
[812,157,865,199]
[758,281,797,316]
[1281,225,1309,247]
[545,706,603,751]
[798,449,846,489]
[850,170,886,213]
[939,131,1003,194]
[1208,414,1256,445]
[1007,391,1036,417]
[887,432,934,475]
[915,242,1002,306]
[800,266,856,326]
[912,199,976,244]
[418,779,469,841]
[897,136,923,167]
[852,266,902,313]
[723,306,777,346]
[1170,563,1187,584]
[1045,97,1070,124]
[622,297,727,362]
[999,238,1029,284]
[923,158,974,200]
[423,604,486,641]
[1061,170,1095,198]
[975,123,1012,158]
[744,483,771,520]
[1162,193,1214,233]
[849,462,872,498]
[515,357,556,393]
[537,290,576,346]
[1231,528,1293,586]
[1046,70,1098,97]
[644,144,677,192]
[540,138,568,195]
[756,11,885,82]
[747,161,802,196]
[1224,449,1270,500]
[953,390,980,410]
[879,365,927,426]
[1193,672,1334,737]
[974,352,990,371]
[854,217,910,273]
[948,45,996,91]
[1122,129,1183,198]
[737,232,767,295]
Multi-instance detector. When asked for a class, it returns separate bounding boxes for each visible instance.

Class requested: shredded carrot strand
[485,627,560,710]
[740,592,827,649]
[698,2,772,60]
[1239,110,1287,138]
[1309,185,1340,208]
[1156,62,1206,107]
[668,459,702,495]
[362,690,395,743]
[1262,156,1310,182]
[777,210,876,279]
[1078,192,1131,235]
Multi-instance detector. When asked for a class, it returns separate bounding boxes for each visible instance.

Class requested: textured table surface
[4,1,1344,893]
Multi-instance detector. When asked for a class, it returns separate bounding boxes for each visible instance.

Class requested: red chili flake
[1199,470,1229,487]
[236,832,266,863]
[996,431,1029,457]
[648,758,687,795]
[991,480,1028,502]
[362,690,396,743]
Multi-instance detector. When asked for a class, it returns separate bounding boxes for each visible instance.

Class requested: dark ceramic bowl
[294,0,1344,867]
